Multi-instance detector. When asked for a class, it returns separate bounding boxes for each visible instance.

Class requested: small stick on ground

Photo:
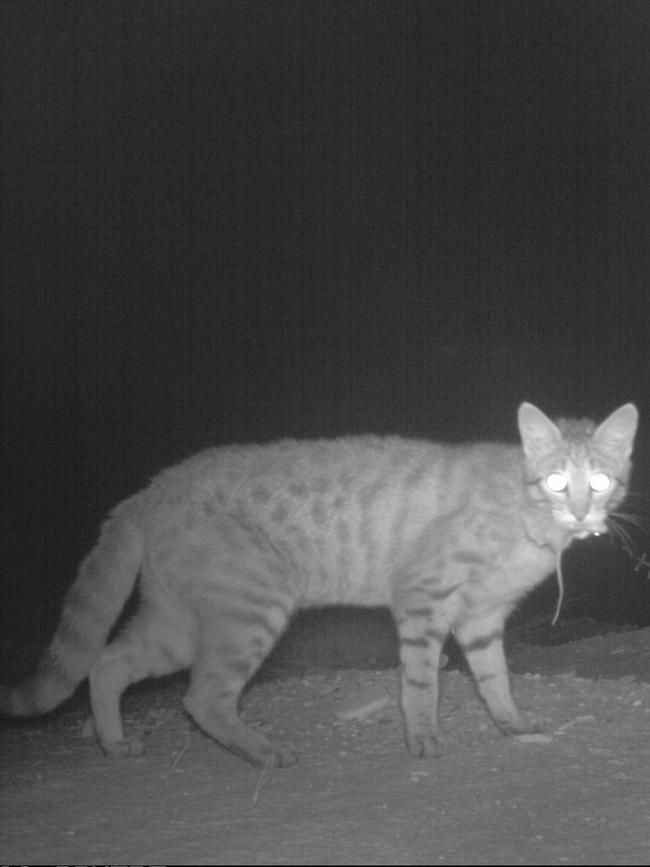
[253,756,276,803]
[169,734,191,772]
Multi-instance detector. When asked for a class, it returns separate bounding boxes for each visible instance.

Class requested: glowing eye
[589,472,611,492]
[545,472,568,492]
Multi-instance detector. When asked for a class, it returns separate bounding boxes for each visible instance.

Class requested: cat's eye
[545,472,568,492]
[589,472,611,492]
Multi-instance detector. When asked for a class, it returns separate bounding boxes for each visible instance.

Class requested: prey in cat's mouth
[558,513,608,541]
[573,527,601,540]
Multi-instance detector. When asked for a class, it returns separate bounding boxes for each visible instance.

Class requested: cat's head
[518,401,638,540]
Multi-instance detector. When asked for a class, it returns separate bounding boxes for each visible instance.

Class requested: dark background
[2,0,650,650]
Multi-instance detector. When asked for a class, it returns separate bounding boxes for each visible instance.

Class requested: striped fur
[0,402,638,766]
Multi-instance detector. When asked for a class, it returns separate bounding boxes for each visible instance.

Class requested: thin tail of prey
[0,513,142,717]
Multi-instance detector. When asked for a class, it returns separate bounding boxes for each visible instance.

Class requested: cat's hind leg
[182,591,297,767]
[88,604,193,757]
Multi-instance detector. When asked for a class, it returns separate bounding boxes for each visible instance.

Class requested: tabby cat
[0,402,638,767]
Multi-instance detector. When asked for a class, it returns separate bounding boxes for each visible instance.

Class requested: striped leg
[454,612,545,735]
[395,602,451,758]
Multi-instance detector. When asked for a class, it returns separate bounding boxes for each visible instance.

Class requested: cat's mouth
[560,512,608,540]
[569,520,607,540]
[573,528,598,540]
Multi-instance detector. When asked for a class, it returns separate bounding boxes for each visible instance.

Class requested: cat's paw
[101,736,146,758]
[406,732,447,759]
[247,740,299,768]
[498,714,548,736]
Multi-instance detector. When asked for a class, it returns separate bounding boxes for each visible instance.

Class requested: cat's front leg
[454,613,546,736]
[395,605,449,758]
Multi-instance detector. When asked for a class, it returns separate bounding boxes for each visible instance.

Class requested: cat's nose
[571,499,590,521]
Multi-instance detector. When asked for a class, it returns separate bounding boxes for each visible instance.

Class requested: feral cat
[0,402,638,766]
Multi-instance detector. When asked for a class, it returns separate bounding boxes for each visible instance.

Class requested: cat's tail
[0,508,143,717]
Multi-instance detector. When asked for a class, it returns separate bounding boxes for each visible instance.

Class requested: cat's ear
[592,403,638,459]
[517,402,562,460]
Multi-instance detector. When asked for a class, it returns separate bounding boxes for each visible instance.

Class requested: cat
[0,402,638,767]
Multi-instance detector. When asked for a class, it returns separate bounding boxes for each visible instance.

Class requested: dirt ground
[2,621,650,866]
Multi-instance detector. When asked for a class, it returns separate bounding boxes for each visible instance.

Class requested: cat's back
[118,434,523,529]
[141,434,441,501]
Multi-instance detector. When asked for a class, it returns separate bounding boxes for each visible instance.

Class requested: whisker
[607,512,649,547]
[606,516,650,574]
[612,512,648,531]
[606,517,633,548]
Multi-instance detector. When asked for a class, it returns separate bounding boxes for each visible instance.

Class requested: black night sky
[2,1,650,644]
